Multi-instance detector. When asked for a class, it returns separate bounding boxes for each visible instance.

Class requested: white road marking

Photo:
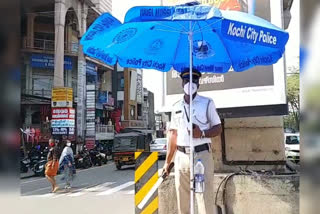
[21,163,113,185]
[53,183,89,198]
[68,192,83,197]
[125,190,134,195]
[97,181,135,196]
[85,182,115,192]
[67,183,113,197]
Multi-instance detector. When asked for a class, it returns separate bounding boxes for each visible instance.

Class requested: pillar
[124,68,130,120]
[25,61,32,92]
[27,13,36,48]
[54,0,66,87]
[25,106,32,126]
[76,3,88,139]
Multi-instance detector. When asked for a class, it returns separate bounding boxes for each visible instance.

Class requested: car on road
[284,133,300,164]
[150,138,167,159]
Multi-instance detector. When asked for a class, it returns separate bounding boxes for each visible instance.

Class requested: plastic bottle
[194,159,205,193]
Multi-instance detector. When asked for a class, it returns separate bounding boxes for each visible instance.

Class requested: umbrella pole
[188,21,195,214]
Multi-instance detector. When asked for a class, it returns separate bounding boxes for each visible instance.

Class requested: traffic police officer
[163,68,222,214]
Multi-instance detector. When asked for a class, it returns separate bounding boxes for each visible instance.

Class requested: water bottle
[194,159,205,193]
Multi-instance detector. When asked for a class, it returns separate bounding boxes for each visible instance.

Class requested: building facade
[20,0,114,150]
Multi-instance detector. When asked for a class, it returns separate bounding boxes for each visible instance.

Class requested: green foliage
[285,67,300,131]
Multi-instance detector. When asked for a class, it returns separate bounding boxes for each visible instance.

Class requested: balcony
[121,120,147,129]
[96,124,114,140]
[22,89,52,98]
[22,37,79,54]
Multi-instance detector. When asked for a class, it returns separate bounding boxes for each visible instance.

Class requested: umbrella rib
[176,21,188,32]
[170,32,184,69]
[153,21,187,33]
[154,28,188,34]
[191,21,198,32]
[193,18,224,34]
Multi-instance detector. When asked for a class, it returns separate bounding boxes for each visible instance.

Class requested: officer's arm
[165,129,177,165]
[204,100,222,138]
[203,124,222,138]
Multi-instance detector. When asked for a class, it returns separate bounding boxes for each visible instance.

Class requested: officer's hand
[162,162,170,177]
[192,125,202,138]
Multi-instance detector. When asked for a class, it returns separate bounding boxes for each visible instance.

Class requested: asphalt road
[20,160,165,214]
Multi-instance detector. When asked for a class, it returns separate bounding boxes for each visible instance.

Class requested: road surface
[20,160,165,214]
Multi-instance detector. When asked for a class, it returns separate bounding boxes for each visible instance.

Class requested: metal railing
[22,37,79,53]
[22,89,52,98]
[96,125,114,133]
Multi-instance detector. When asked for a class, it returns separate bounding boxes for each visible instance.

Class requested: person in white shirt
[163,68,222,214]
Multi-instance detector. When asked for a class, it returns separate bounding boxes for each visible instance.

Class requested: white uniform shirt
[170,95,221,147]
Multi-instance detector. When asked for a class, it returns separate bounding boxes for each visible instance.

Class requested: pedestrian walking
[59,140,75,189]
[163,68,222,214]
[45,138,59,193]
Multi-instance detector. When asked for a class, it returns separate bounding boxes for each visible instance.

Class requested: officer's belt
[177,144,209,154]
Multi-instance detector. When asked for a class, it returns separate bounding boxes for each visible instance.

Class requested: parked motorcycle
[96,145,108,164]
[29,148,42,170]
[99,143,112,163]
[20,158,30,173]
[89,148,103,166]
[32,147,49,177]
[75,147,92,169]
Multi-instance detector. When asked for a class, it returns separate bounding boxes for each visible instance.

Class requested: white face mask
[67,142,71,147]
[184,82,198,95]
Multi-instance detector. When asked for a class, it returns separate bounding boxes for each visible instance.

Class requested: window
[32,111,41,125]
[137,104,142,117]
[34,32,54,41]
[117,72,124,91]
[32,75,53,97]
[286,136,300,145]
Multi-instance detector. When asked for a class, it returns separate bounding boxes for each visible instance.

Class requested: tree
[284,66,300,131]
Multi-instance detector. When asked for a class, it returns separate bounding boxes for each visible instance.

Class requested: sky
[112,0,300,112]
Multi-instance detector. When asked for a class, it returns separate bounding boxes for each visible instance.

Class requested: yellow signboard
[52,87,73,102]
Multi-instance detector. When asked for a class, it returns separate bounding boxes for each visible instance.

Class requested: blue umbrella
[80,3,289,213]
[80,5,288,73]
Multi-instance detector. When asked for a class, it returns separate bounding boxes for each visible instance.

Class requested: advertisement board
[51,119,75,128]
[163,0,287,117]
[136,70,143,104]
[52,108,75,119]
[52,127,75,135]
[52,87,73,108]
[31,54,72,70]
[86,84,96,141]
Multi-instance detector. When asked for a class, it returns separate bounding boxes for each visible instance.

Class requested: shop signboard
[85,137,95,150]
[136,70,143,104]
[51,119,75,128]
[51,108,75,119]
[52,87,73,107]
[31,54,72,70]
[52,127,75,135]
[86,84,96,141]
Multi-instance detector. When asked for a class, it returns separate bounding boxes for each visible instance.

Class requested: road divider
[134,152,158,214]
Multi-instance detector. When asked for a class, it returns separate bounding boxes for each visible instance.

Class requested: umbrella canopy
[80,4,289,73]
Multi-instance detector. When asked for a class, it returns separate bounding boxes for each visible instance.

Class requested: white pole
[188,21,194,214]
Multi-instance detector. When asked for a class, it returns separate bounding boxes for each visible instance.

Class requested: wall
[101,70,112,92]
[211,116,286,172]
[158,173,299,214]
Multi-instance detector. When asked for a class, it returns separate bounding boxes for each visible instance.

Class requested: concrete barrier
[158,173,299,214]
